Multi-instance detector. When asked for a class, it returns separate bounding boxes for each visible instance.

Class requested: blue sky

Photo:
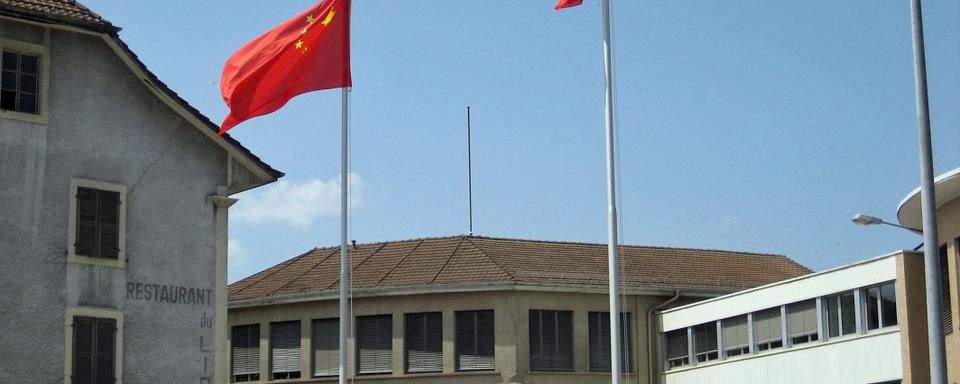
[82,1,960,282]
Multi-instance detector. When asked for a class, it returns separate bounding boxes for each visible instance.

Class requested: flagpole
[600,0,622,382]
[339,86,350,384]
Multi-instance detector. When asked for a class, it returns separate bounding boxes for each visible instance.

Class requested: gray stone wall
[0,19,227,384]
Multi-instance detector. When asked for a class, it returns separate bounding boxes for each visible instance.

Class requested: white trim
[64,306,124,384]
[67,178,127,269]
[0,35,50,124]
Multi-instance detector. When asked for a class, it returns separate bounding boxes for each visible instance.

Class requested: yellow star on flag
[306,15,315,24]
[321,10,335,26]
[295,40,304,49]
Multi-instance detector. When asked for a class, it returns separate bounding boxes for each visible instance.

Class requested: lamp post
[851,213,923,234]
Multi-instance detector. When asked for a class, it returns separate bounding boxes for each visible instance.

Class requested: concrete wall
[897,251,930,384]
[935,198,960,384]
[229,289,676,384]
[0,18,228,383]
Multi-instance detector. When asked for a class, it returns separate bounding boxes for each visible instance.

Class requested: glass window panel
[867,287,881,330]
[20,54,38,75]
[19,93,36,114]
[826,296,840,337]
[840,292,856,335]
[1,71,15,91]
[881,283,898,327]
[20,74,36,94]
[0,90,13,110]
[2,51,16,71]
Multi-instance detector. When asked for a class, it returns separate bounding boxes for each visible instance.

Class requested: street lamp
[851,213,923,234]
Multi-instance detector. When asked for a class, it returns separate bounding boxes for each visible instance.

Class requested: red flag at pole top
[554,0,583,10]
[219,0,352,135]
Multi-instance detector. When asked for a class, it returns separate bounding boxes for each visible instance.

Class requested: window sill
[267,370,501,383]
[0,109,47,125]
[67,253,125,269]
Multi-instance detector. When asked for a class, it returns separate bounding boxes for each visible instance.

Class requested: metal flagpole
[600,0,622,382]
[338,86,350,384]
[908,0,947,382]
[467,106,474,236]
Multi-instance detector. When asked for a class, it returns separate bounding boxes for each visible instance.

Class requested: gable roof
[229,235,812,303]
[0,0,283,190]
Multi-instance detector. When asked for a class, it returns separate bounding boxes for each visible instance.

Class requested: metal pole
[467,106,474,236]
[908,0,947,382]
[601,0,622,382]
[338,86,349,384]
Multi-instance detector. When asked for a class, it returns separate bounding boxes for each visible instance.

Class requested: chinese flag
[554,0,583,10]
[219,0,351,135]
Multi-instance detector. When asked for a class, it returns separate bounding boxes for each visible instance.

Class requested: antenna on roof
[467,106,474,236]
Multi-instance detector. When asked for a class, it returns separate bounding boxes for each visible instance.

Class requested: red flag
[554,0,583,10]
[219,0,351,135]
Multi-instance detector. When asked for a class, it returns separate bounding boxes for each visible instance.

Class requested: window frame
[67,179,127,269]
[663,328,690,369]
[269,320,302,380]
[63,306,123,384]
[0,37,49,124]
[404,312,443,374]
[231,324,261,383]
[356,314,393,375]
[311,318,339,378]
[528,309,574,372]
[587,311,634,373]
[454,310,495,372]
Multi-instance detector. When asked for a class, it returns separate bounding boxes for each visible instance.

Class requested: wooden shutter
[231,325,260,376]
[405,312,442,373]
[529,310,573,371]
[753,308,782,344]
[455,310,495,371]
[588,312,633,372]
[357,315,392,374]
[312,319,338,377]
[665,329,688,360]
[722,316,748,349]
[270,321,301,375]
[787,300,818,337]
[72,316,115,384]
[75,188,98,257]
[98,191,120,259]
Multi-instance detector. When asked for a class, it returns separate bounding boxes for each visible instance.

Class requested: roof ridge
[373,238,426,286]
[464,236,518,281]
[231,247,318,295]
[428,236,466,284]
[270,247,339,296]
[467,235,787,258]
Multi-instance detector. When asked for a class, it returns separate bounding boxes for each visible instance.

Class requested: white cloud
[232,174,365,228]
[228,238,249,264]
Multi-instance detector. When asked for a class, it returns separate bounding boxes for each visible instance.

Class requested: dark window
[357,315,392,374]
[866,283,898,331]
[1,50,40,114]
[75,187,120,259]
[231,324,260,382]
[72,316,115,384]
[270,321,300,380]
[404,312,442,373]
[664,329,689,368]
[787,299,819,345]
[722,316,749,356]
[312,318,338,377]
[455,310,494,371]
[588,312,633,372]
[826,291,857,337]
[529,310,573,371]
[692,322,718,362]
[941,245,953,334]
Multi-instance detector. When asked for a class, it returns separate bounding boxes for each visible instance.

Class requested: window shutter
[95,319,116,383]
[753,308,782,344]
[72,316,115,384]
[232,325,260,377]
[588,312,633,373]
[455,310,495,371]
[529,310,573,371]
[75,188,98,257]
[98,191,120,259]
[270,321,301,375]
[787,300,817,337]
[941,246,953,333]
[693,323,717,354]
[357,315,392,374]
[311,319,338,377]
[722,316,748,349]
[73,317,94,383]
[405,312,442,373]
[665,329,688,360]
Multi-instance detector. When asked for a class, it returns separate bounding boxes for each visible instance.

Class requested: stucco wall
[229,289,673,384]
[935,198,960,383]
[0,19,227,383]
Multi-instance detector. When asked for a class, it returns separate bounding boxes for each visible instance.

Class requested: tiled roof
[229,236,812,302]
[0,0,115,31]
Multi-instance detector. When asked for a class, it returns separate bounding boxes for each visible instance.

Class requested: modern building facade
[228,236,809,384]
[0,1,280,383]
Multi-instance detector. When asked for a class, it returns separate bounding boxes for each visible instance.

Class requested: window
[64,307,122,384]
[405,312,442,373]
[588,312,633,372]
[312,319,337,377]
[529,310,573,371]
[826,291,857,337]
[721,316,749,357]
[865,283,898,331]
[232,324,260,382]
[68,180,126,268]
[941,245,953,334]
[357,315,392,374]
[691,322,718,362]
[455,310,495,371]
[72,317,116,384]
[664,329,689,368]
[787,300,818,345]
[1,49,39,114]
[753,307,783,351]
[270,321,300,380]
